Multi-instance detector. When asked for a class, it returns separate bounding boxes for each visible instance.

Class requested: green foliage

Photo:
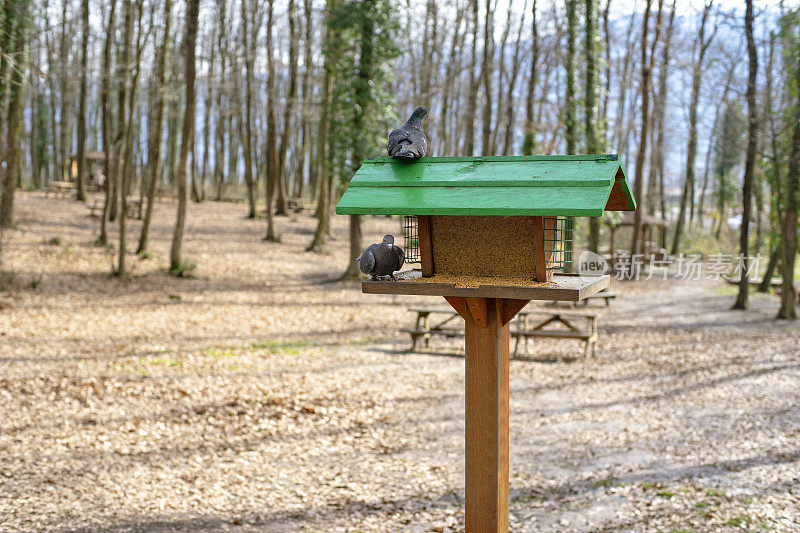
[325,0,401,190]
[713,99,745,220]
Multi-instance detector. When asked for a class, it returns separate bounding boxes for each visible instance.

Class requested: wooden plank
[444,296,468,320]
[464,298,509,532]
[500,299,529,326]
[346,159,615,188]
[532,216,547,282]
[362,271,610,302]
[417,215,435,277]
[511,330,593,340]
[336,186,609,217]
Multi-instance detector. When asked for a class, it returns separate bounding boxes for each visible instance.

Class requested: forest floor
[1,191,799,533]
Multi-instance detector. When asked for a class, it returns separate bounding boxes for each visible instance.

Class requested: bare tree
[778,40,799,319]
[75,0,89,202]
[522,0,538,156]
[630,0,664,256]
[585,0,601,252]
[308,1,333,253]
[462,0,479,155]
[480,0,495,155]
[564,0,577,155]
[295,0,314,199]
[169,0,200,274]
[500,1,527,155]
[1,0,30,229]
[240,0,258,219]
[98,0,118,246]
[670,1,715,255]
[732,0,758,310]
[278,0,299,214]
[264,0,279,240]
[137,0,173,254]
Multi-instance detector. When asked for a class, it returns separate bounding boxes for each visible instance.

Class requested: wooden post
[443,297,526,532]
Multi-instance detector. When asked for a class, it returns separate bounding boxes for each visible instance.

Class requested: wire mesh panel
[544,216,574,272]
[402,215,420,263]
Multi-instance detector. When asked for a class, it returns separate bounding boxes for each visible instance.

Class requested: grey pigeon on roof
[387,107,428,159]
[355,235,405,280]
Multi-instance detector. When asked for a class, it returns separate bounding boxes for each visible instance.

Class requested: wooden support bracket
[465,298,489,328]
[444,296,468,320]
[500,299,529,326]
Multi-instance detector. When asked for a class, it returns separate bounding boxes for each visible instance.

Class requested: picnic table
[45,181,76,197]
[574,290,616,307]
[404,306,599,358]
[511,309,598,358]
[402,307,464,351]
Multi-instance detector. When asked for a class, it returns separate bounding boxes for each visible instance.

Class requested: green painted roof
[335,155,636,217]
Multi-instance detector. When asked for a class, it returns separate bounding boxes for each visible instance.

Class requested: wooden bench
[402,307,463,351]
[404,307,599,358]
[511,309,598,358]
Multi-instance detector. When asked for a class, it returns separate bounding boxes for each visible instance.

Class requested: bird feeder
[336,154,635,532]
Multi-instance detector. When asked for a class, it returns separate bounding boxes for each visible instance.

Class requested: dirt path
[1,192,798,532]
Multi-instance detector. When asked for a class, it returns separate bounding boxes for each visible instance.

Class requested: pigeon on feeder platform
[387,107,428,159]
[355,235,405,280]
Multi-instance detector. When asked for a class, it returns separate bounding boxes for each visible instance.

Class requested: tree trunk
[439,1,466,157]
[733,0,758,310]
[564,0,577,155]
[137,0,173,254]
[343,0,379,279]
[630,0,663,257]
[277,0,299,214]
[698,64,734,227]
[308,2,332,253]
[75,0,89,201]
[670,1,714,255]
[295,0,314,199]
[521,0,538,156]
[647,0,675,220]
[502,1,527,155]
[585,0,600,252]
[758,247,779,293]
[264,0,279,240]
[1,0,28,229]
[480,0,495,155]
[213,0,227,201]
[115,0,136,277]
[240,0,258,219]
[778,25,799,319]
[58,0,72,183]
[170,0,199,273]
[462,0,479,156]
[98,0,118,246]
[201,23,215,204]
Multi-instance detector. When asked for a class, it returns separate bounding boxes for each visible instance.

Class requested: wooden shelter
[606,211,667,258]
[69,151,106,181]
[336,154,636,532]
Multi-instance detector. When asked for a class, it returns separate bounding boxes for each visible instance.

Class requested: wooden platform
[363,270,609,301]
